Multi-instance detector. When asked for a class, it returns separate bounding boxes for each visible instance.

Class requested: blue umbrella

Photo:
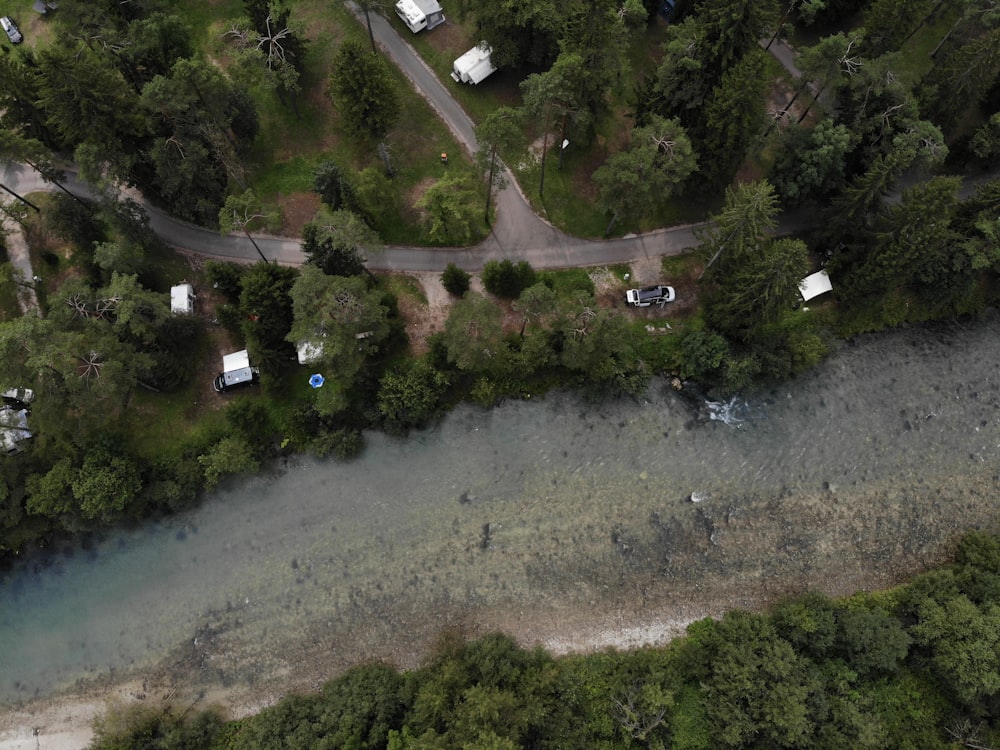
[309,373,325,389]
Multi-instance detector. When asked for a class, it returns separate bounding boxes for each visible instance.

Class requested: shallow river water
[3,314,1000,709]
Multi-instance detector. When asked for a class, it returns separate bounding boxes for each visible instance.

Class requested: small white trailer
[451,43,496,85]
[395,0,445,33]
[170,283,195,315]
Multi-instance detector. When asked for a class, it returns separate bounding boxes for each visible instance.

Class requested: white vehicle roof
[222,349,251,373]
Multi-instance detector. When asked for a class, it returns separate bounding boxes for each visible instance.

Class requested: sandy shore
[0,613,703,750]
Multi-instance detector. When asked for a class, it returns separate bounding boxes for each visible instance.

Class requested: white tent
[451,43,496,85]
[799,270,833,302]
[170,283,195,314]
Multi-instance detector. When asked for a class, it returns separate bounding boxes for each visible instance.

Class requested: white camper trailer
[213,349,259,392]
[451,43,496,85]
[395,0,445,33]
[170,283,195,315]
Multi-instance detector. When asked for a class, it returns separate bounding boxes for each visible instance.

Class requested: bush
[377,361,451,432]
[441,263,471,296]
[538,268,595,298]
[309,428,364,460]
[679,330,729,380]
[482,260,536,299]
[204,261,245,303]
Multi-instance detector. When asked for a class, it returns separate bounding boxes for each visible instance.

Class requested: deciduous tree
[441,292,507,373]
[287,267,391,387]
[416,176,481,245]
[771,119,855,205]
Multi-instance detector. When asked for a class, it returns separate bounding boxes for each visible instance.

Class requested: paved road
[0,16,872,274]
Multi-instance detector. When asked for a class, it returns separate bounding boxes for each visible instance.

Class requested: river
[2,313,1000,714]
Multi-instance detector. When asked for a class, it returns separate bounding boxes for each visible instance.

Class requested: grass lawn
[894,9,961,87]
[240,1,471,241]
[395,14,527,122]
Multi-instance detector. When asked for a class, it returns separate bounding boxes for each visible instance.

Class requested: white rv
[451,43,496,85]
[395,0,445,33]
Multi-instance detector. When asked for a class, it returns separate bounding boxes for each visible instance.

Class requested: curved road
[0,12,932,274]
[0,7,714,273]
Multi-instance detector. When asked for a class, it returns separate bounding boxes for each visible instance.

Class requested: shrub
[204,261,245,303]
[538,268,595,298]
[309,428,364,460]
[441,263,471,296]
[482,260,536,299]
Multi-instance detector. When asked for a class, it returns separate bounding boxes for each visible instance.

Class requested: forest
[85,531,1000,750]
[0,0,998,555]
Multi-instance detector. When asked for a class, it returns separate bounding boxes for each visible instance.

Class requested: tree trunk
[485,147,497,225]
[903,0,948,45]
[557,113,568,170]
[364,8,377,54]
[243,229,269,263]
[797,81,826,124]
[766,0,795,51]
[0,183,41,212]
[27,160,86,205]
[539,112,551,198]
[605,208,620,237]
[930,16,963,59]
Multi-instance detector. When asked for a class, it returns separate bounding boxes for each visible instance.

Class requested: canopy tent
[799,270,833,302]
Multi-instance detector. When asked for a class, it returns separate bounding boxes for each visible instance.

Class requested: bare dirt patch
[593,258,700,320]
[276,192,322,237]
[424,20,474,56]
[397,272,453,355]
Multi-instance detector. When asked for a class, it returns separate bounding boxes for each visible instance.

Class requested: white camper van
[451,43,496,85]
[395,0,445,33]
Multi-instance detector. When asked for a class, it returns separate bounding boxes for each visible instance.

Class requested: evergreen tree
[329,39,400,143]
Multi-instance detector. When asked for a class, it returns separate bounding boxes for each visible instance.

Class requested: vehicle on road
[625,285,675,307]
[1,16,22,44]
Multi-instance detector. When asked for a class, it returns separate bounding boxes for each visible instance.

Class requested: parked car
[1,17,22,44]
[625,285,675,307]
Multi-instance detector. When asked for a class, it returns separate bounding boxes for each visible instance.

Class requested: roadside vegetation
[0,0,998,563]
[88,531,1000,750]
